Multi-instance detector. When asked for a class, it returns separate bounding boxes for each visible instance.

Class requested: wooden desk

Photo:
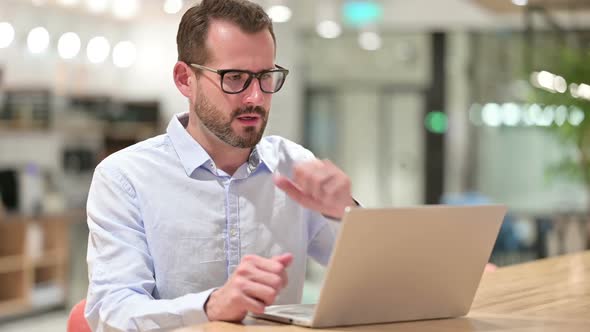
[176,251,590,331]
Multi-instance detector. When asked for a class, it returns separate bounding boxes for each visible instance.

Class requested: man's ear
[173,61,194,98]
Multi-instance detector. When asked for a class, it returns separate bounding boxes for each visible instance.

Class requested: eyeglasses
[189,63,289,94]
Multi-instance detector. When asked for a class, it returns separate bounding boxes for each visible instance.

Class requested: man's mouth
[237,114,260,120]
[236,114,261,125]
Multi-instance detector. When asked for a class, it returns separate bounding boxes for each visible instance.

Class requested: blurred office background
[1,0,589,329]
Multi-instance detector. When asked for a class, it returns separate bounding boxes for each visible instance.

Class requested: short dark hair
[176,0,276,65]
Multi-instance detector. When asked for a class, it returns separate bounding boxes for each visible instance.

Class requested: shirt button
[230,228,238,236]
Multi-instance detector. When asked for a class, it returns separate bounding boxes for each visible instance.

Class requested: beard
[192,89,268,149]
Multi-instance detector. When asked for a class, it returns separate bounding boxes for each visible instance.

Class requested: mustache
[232,106,267,119]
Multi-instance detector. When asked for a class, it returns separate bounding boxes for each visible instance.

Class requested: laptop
[251,204,507,328]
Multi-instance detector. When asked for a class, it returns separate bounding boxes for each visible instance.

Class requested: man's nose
[242,78,265,106]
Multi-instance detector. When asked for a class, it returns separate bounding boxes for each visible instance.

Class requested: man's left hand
[273,159,355,220]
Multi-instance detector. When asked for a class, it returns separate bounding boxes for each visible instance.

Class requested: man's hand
[484,263,497,272]
[205,253,293,322]
[273,159,355,220]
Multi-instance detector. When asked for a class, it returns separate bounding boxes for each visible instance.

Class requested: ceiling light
[58,32,81,59]
[113,41,137,68]
[0,22,15,48]
[482,103,502,127]
[577,83,590,100]
[538,106,555,127]
[87,36,111,64]
[27,26,50,54]
[536,71,555,91]
[530,70,567,94]
[520,104,534,126]
[316,20,341,39]
[86,0,109,14]
[112,0,139,19]
[501,103,521,126]
[358,31,381,51]
[267,5,292,23]
[570,83,580,98]
[164,0,183,14]
[554,105,568,126]
[568,107,584,126]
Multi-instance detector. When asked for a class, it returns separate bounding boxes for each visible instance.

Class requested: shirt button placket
[226,180,240,276]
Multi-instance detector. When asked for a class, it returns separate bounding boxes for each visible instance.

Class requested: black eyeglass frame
[189,63,289,94]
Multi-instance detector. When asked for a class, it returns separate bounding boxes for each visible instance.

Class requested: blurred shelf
[0,120,50,131]
[31,283,66,310]
[0,212,85,224]
[0,299,29,319]
[0,214,29,223]
[0,255,25,274]
[33,250,66,268]
[0,216,70,321]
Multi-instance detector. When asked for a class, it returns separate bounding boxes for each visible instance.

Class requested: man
[85,0,356,330]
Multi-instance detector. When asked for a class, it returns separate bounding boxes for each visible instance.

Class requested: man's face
[191,20,276,148]
[193,87,268,148]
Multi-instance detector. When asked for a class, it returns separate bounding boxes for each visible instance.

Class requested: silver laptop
[251,204,507,328]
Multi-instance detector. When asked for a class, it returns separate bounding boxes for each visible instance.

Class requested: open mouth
[236,114,261,125]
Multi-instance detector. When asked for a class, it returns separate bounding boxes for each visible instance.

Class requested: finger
[322,163,351,199]
[293,164,312,194]
[239,293,266,315]
[242,280,278,306]
[321,176,348,198]
[273,175,323,211]
[322,159,336,168]
[293,160,324,195]
[273,174,315,205]
[247,255,285,275]
[273,174,302,197]
[272,254,293,289]
[272,253,294,268]
[249,268,285,290]
[484,263,497,272]
[279,269,289,289]
[310,171,335,201]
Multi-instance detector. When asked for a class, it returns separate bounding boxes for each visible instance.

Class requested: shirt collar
[254,137,279,173]
[167,112,278,176]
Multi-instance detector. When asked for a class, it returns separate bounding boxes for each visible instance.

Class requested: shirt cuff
[178,288,218,326]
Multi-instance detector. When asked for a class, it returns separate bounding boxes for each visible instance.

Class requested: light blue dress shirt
[85,112,339,331]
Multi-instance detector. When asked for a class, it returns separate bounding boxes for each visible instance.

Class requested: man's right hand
[205,253,293,322]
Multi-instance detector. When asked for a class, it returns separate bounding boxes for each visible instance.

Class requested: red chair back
[67,299,92,332]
